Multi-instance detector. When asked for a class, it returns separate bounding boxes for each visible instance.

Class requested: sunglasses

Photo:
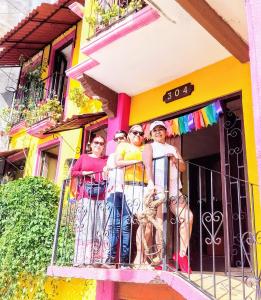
[131,130,144,137]
[93,141,105,146]
[114,136,126,142]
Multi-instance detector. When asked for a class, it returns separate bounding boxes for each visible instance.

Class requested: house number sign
[163,83,194,103]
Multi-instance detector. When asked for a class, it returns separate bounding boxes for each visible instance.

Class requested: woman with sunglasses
[115,125,150,267]
[103,130,131,268]
[71,135,107,266]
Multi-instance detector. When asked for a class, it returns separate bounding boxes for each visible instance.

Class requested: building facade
[0,0,260,299]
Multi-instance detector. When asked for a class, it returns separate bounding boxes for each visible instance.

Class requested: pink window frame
[82,119,108,154]
[46,30,76,119]
[34,138,62,182]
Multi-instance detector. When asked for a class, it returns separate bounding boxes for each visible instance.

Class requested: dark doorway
[180,96,249,272]
[182,124,224,271]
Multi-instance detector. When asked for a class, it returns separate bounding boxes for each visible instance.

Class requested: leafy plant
[0,176,59,300]
[0,97,63,131]
[85,0,144,32]
[69,86,90,108]
[0,107,23,132]
[24,97,62,126]
[69,86,103,113]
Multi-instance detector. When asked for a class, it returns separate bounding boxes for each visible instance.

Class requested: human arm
[169,148,186,172]
[115,143,141,168]
[71,155,95,177]
[142,143,155,189]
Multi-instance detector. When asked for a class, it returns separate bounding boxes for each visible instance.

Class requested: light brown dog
[137,189,165,265]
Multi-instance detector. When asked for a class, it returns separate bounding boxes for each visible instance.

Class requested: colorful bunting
[165,120,173,137]
[188,113,195,131]
[171,118,180,135]
[143,100,223,137]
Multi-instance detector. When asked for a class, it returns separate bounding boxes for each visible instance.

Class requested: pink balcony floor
[47,266,257,300]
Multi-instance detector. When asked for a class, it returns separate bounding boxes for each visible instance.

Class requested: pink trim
[8,121,26,137]
[68,2,84,19]
[65,59,99,80]
[245,0,261,189]
[26,118,56,138]
[81,6,160,56]
[83,119,108,153]
[96,281,116,300]
[8,149,27,163]
[46,266,209,300]
[106,93,131,155]
[34,138,62,182]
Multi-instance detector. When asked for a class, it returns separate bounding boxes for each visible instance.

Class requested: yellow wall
[45,278,96,300]
[131,55,261,265]
[130,56,258,185]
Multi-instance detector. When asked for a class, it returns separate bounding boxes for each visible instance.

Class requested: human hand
[165,153,174,157]
[82,171,94,178]
[147,180,155,192]
[170,156,178,165]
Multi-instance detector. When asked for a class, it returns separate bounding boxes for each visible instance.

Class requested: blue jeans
[106,192,131,263]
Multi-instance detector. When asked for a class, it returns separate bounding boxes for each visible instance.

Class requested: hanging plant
[24,97,62,127]
[69,86,103,113]
[69,86,91,108]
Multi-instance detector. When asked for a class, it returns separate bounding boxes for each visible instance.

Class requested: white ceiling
[206,0,248,43]
[84,1,231,96]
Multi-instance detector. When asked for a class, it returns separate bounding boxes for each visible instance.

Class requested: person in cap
[143,120,193,273]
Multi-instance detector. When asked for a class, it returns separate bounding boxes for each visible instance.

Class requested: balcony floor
[47,266,257,300]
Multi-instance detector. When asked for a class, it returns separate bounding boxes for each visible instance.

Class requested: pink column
[245,0,261,189]
[96,280,117,300]
[106,93,131,155]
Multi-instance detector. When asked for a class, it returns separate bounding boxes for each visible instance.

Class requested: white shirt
[106,152,124,195]
[151,141,182,197]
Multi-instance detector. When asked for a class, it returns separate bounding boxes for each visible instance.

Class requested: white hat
[149,121,167,132]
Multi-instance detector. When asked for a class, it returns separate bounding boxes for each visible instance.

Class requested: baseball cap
[149,121,167,132]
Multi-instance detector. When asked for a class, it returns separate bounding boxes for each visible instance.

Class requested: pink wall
[96,281,117,300]
[245,0,261,190]
[106,93,131,155]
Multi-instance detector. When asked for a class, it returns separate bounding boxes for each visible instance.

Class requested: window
[84,124,107,153]
[49,42,73,107]
[39,145,59,182]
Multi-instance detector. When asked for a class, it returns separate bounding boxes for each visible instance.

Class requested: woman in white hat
[143,120,193,273]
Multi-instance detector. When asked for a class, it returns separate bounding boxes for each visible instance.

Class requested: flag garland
[142,101,223,138]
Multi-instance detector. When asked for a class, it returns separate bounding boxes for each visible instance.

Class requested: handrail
[50,156,261,299]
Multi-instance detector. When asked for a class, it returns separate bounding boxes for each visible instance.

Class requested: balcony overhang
[26,117,57,138]
[47,267,210,300]
[69,1,248,96]
[43,112,106,135]
[66,65,118,117]
[0,148,27,162]
[0,0,84,66]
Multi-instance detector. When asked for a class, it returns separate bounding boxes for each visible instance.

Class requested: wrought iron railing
[87,0,147,39]
[10,72,66,126]
[50,157,261,300]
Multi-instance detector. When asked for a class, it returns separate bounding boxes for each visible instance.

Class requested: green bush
[0,176,59,300]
